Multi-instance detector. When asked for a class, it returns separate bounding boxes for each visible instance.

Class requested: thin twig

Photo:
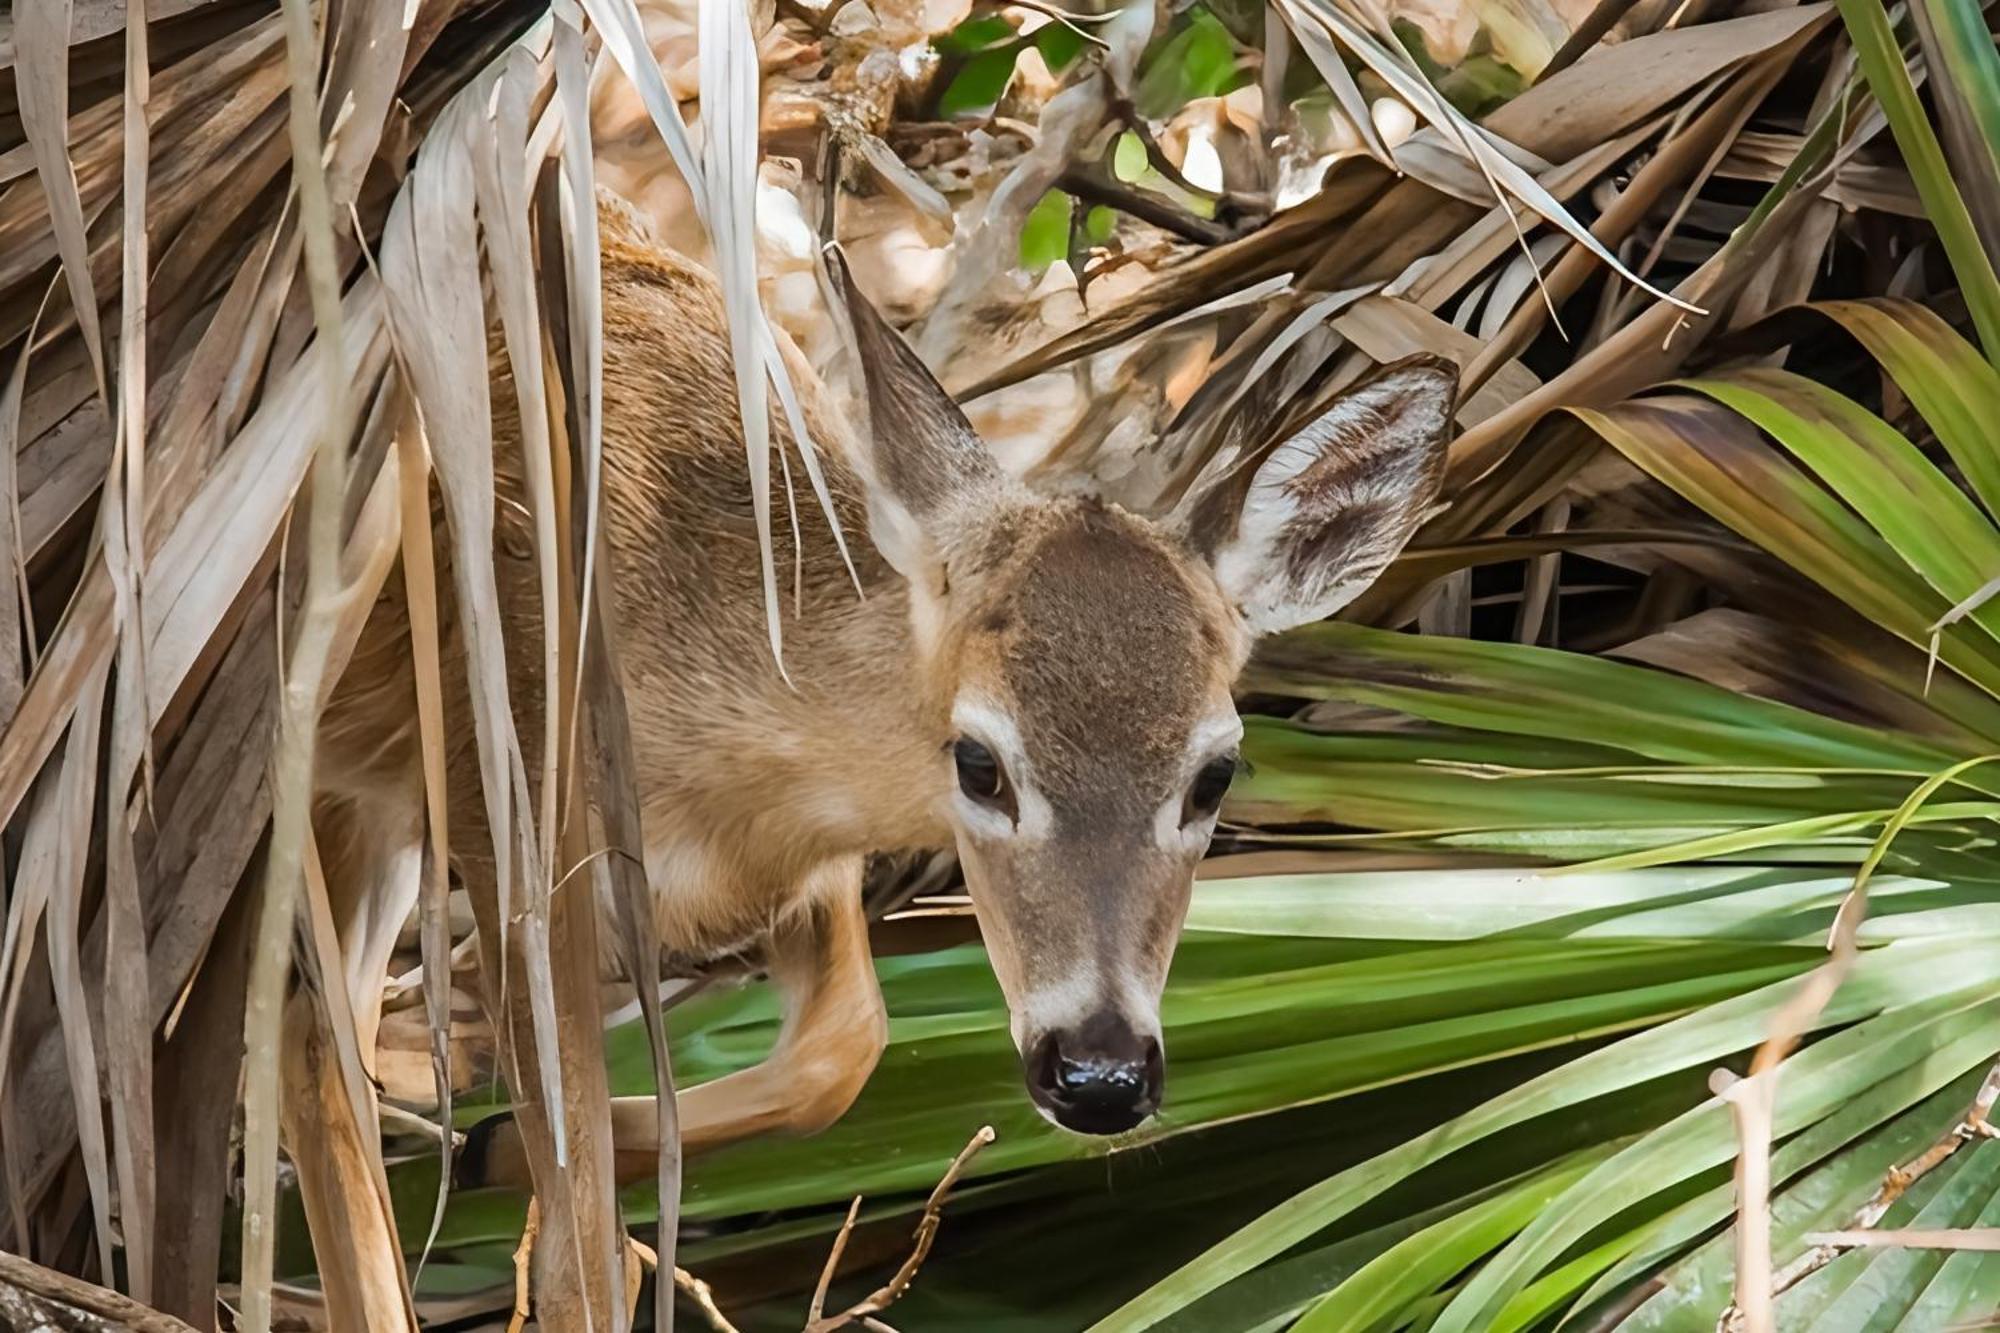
[1929,572,2000,639]
[1003,0,1113,48]
[675,1265,745,1333]
[1058,169,1234,245]
[505,1198,541,1333]
[994,0,1116,25]
[624,1234,743,1333]
[1110,96,1218,201]
[810,1196,865,1322]
[805,1127,997,1333]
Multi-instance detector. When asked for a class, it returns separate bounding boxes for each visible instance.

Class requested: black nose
[1025,1015,1163,1135]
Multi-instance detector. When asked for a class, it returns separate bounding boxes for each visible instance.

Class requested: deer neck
[629,561,954,876]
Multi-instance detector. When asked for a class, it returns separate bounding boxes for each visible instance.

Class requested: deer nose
[1024,1017,1163,1135]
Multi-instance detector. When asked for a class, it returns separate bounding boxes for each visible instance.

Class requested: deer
[308,194,1458,1204]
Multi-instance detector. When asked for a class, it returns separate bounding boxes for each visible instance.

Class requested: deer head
[826,250,1457,1135]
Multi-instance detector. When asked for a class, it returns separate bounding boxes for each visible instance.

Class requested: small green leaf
[1135,8,1242,118]
[938,43,1024,117]
[1113,131,1150,182]
[1020,190,1074,270]
[1033,20,1086,70]
[935,13,1019,55]
[1835,0,2000,365]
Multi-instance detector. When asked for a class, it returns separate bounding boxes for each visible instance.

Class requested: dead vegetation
[5,0,2000,1326]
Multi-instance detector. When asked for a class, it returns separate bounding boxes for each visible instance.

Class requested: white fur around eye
[950,695,1053,843]
[1151,713,1243,852]
[1153,793,1217,854]
[1190,713,1245,757]
[953,790,1018,841]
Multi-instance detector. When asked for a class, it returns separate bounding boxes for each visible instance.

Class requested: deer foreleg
[466,858,887,1189]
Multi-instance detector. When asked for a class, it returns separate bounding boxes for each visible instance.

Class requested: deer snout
[1023,1012,1163,1135]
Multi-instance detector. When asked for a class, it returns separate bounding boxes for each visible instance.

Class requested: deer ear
[822,243,1004,579]
[1183,355,1457,636]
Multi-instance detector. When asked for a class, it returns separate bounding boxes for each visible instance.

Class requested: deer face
[826,251,1456,1135]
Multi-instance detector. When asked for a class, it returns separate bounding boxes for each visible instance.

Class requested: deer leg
[649,861,888,1162]
[465,858,887,1188]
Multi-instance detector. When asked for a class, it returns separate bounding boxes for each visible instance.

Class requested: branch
[1535,0,1645,84]
[804,1126,997,1333]
[0,1251,198,1333]
[674,1267,742,1333]
[1108,95,1215,202]
[1058,168,1235,245]
[810,1197,865,1323]
[1717,1059,2000,1327]
[620,1233,743,1333]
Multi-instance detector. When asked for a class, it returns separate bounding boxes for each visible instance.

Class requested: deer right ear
[1179,355,1457,636]
[822,244,1004,580]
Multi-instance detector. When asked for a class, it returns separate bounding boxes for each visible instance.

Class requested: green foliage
[1113,130,1150,183]
[1136,9,1248,119]
[934,11,1089,118]
[1019,189,1074,270]
[1035,20,1088,72]
[933,12,1018,56]
[937,44,1021,118]
[1833,0,2000,364]
[1392,18,1526,118]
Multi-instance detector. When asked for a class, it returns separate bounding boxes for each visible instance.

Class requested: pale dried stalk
[114,0,151,741]
[700,0,781,668]
[41,666,114,1279]
[1715,759,1999,1333]
[236,0,356,1321]
[100,0,158,1282]
[1804,1229,2000,1250]
[805,1126,998,1333]
[395,397,458,1272]
[1714,876,1872,1333]
[1714,1066,1777,1333]
[17,0,110,406]
[1745,1061,2000,1311]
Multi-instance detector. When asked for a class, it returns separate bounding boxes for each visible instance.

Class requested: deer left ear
[821,242,1005,582]
[1183,355,1457,637]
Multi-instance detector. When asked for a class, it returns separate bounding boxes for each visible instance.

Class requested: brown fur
[310,197,1457,1201]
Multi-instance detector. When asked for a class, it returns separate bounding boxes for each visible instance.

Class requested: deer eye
[1184,754,1237,825]
[952,737,1009,809]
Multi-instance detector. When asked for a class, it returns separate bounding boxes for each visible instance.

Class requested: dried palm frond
[0,0,796,1325]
